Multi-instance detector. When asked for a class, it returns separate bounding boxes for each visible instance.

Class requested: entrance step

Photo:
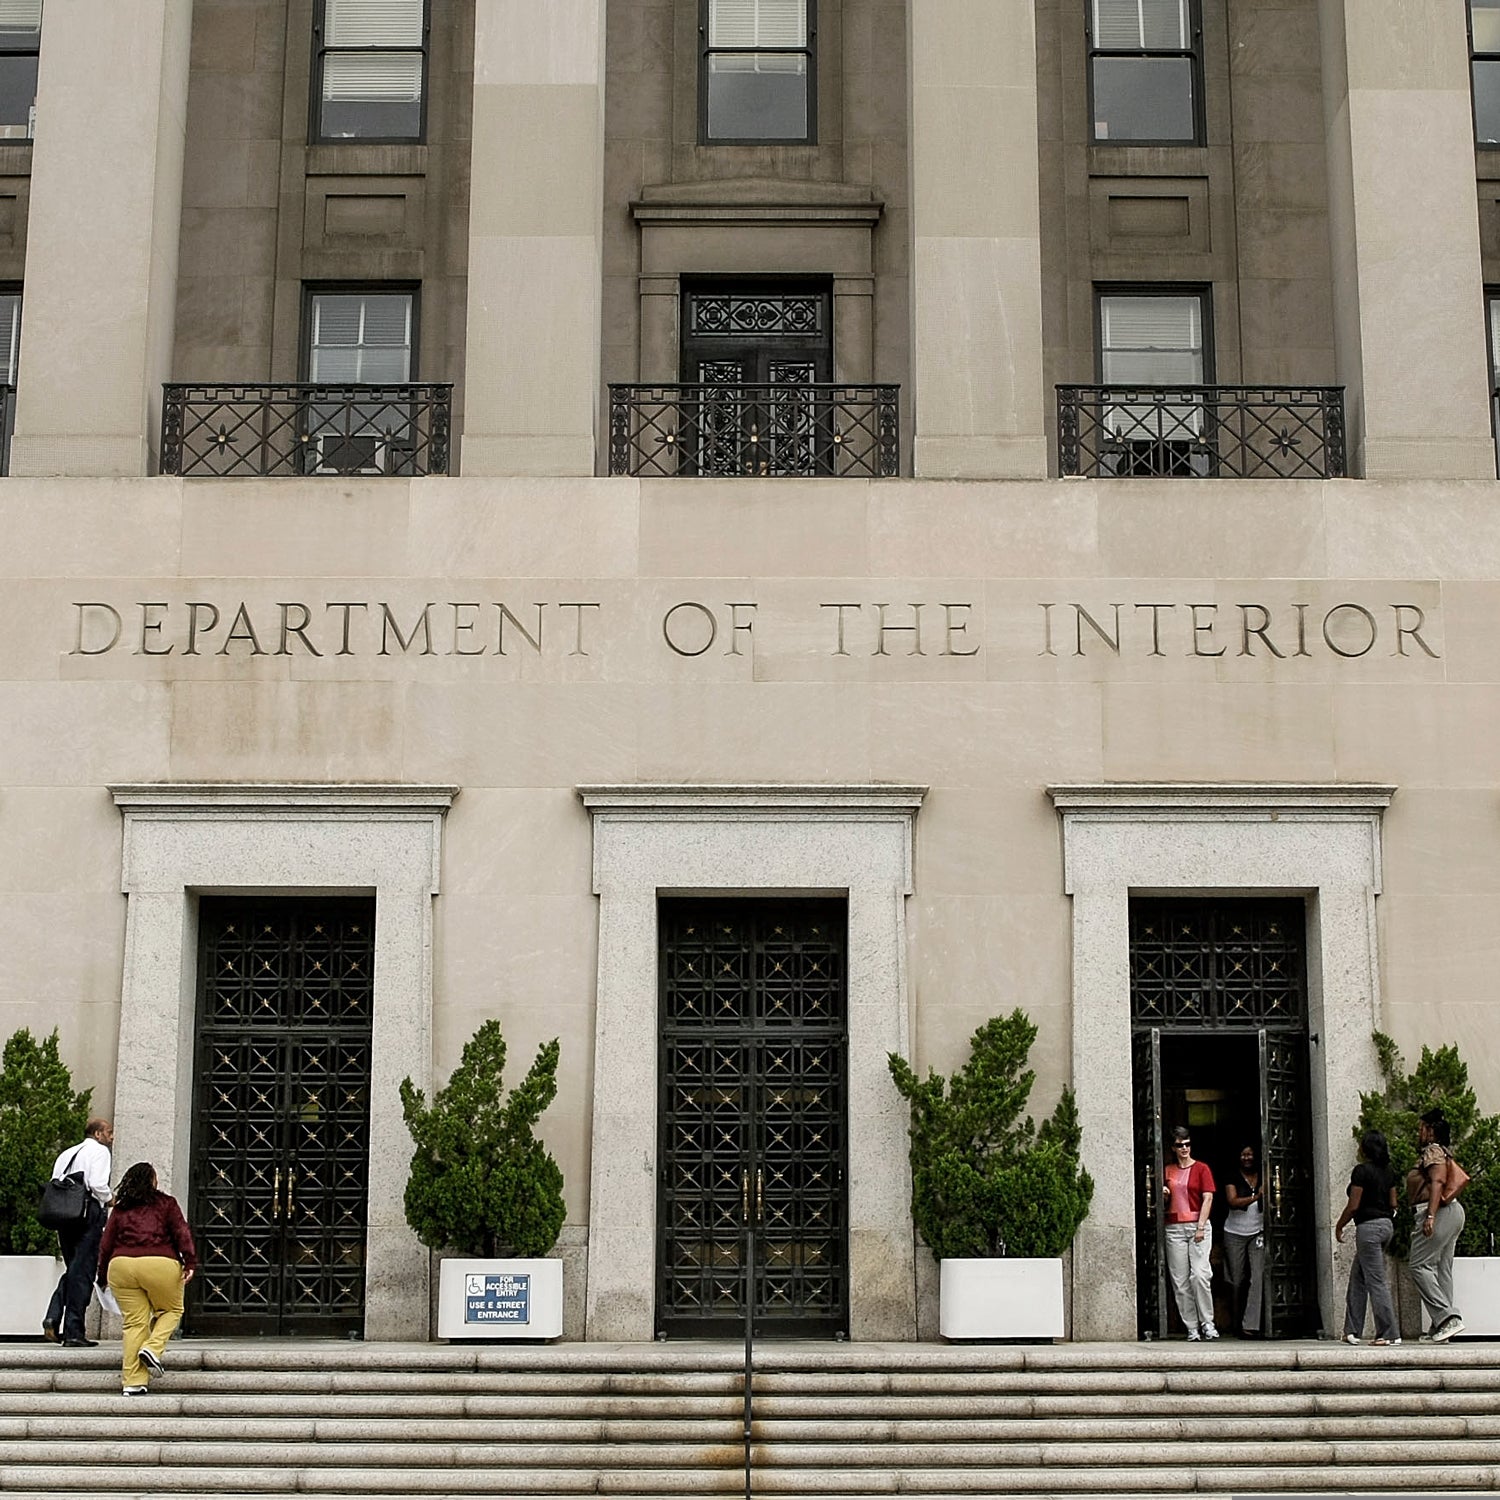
[1,1341,1498,1497]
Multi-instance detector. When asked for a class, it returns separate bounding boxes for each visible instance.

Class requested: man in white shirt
[42,1118,113,1347]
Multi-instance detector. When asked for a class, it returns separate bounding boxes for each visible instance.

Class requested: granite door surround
[1047,781,1396,1343]
[577,783,926,1342]
[108,783,459,1343]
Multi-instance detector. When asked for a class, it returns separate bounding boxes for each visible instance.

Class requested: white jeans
[1165,1221,1214,1332]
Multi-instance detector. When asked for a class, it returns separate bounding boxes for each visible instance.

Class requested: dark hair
[1239,1143,1260,1167]
[1360,1129,1390,1170]
[1171,1125,1191,1144]
[114,1162,159,1211]
[1421,1109,1452,1146]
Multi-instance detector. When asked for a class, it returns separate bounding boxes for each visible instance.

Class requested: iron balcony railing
[161,383,453,478]
[0,383,12,476]
[1057,385,1346,480]
[609,382,900,478]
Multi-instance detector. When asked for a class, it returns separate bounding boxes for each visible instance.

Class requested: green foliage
[888,1010,1094,1260]
[1353,1032,1500,1257]
[400,1021,566,1259]
[0,1029,92,1255]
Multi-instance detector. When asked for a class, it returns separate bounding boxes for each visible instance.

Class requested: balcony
[1057,385,1346,480]
[609,383,900,478]
[0,384,11,476]
[161,383,453,478]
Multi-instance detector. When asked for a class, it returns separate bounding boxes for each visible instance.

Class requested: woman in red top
[97,1162,197,1395]
[1163,1125,1218,1340]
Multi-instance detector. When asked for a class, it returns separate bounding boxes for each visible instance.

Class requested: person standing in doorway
[1222,1143,1266,1338]
[42,1118,113,1347]
[1335,1128,1400,1345]
[1408,1109,1465,1342]
[1164,1125,1218,1340]
[97,1162,196,1395]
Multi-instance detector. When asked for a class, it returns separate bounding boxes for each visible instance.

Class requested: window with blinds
[314,0,427,142]
[0,0,40,137]
[1088,0,1199,145]
[0,289,19,386]
[306,290,414,384]
[1098,290,1211,468]
[701,0,814,143]
[1472,1,1500,145]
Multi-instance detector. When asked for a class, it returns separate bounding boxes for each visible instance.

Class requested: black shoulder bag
[37,1146,89,1231]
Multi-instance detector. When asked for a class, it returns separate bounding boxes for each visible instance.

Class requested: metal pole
[742,1166,753,1500]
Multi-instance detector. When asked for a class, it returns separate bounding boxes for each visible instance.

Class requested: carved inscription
[68,596,1443,665]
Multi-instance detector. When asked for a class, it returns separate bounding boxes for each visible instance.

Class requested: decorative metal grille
[688,294,825,338]
[1130,899,1307,1027]
[1260,1030,1318,1336]
[610,383,900,477]
[1057,385,1346,479]
[161,383,452,478]
[658,900,848,1339]
[190,898,374,1337]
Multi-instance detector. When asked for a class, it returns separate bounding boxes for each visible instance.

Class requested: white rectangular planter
[939,1257,1065,1340]
[0,1256,63,1336]
[1420,1257,1500,1336]
[436,1258,562,1340]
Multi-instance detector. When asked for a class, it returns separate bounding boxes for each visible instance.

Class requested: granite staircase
[1,1340,1499,1498]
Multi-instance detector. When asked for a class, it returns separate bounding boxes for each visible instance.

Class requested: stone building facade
[1,0,1497,1344]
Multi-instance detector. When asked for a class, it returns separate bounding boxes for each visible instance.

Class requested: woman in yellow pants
[96,1162,197,1395]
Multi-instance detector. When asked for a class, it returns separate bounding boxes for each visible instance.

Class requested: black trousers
[45,1199,105,1340]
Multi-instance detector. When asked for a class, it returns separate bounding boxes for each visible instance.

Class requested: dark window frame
[0,2,41,139]
[0,280,21,386]
[1469,0,1500,147]
[310,0,431,146]
[299,282,422,383]
[1093,283,1215,386]
[697,0,817,147]
[1085,0,1205,148]
[1486,288,1500,475]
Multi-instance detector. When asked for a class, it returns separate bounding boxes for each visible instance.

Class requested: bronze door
[657,899,848,1339]
[1129,898,1318,1339]
[188,898,374,1337]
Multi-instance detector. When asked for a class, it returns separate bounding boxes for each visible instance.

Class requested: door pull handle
[273,1167,281,1221]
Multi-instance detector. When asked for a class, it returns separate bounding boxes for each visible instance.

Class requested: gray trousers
[1223,1229,1264,1333]
[1408,1200,1464,1328]
[1344,1217,1397,1341]
[1164,1221,1214,1332]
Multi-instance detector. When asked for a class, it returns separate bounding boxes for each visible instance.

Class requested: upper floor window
[0,287,19,385]
[1088,0,1201,145]
[0,0,40,140]
[1471,1,1500,145]
[701,0,814,145]
[304,287,416,383]
[313,0,428,143]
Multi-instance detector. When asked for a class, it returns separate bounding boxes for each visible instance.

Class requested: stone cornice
[1046,782,1396,816]
[109,783,461,818]
[578,783,927,817]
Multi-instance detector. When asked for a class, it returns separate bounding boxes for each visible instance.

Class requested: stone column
[462,0,606,476]
[906,0,1048,478]
[1319,0,1494,479]
[9,0,191,477]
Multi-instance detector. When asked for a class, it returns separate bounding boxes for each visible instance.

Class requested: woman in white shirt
[1222,1142,1266,1338]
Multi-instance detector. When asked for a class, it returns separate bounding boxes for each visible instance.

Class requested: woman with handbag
[96,1162,196,1395]
[1407,1109,1465,1343]
[1335,1129,1400,1345]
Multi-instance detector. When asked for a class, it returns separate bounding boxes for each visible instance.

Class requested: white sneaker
[1344,1333,1361,1345]
[1186,1328,1201,1341]
[1432,1315,1465,1343]
[1201,1323,1220,1340]
[121,1385,149,1397]
[138,1348,165,1377]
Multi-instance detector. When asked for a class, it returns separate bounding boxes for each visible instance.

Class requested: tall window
[1487,293,1500,473]
[1471,1,1500,145]
[313,0,428,142]
[0,0,40,138]
[1088,0,1201,145]
[1097,289,1211,475]
[701,0,814,144]
[304,288,415,382]
[0,287,19,385]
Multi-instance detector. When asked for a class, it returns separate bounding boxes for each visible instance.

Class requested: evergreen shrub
[400,1020,566,1259]
[1352,1032,1500,1258]
[888,1009,1094,1260]
[0,1029,92,1256]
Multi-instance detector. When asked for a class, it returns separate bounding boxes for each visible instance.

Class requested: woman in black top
[1334,1129,1400,1345]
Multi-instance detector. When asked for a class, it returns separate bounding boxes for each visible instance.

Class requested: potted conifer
[888,1009,1093,1339]
[400,1020,567,1340]
[1353,1032,1500,1335]
[0,1029,91,1336]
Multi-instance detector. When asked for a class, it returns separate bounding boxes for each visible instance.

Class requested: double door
[188,898,374,1337]
[656,899,849,1339]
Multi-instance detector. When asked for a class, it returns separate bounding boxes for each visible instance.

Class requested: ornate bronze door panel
[1259,1028,1316,1336]
[1130,898,1318,1339]
[657,899,848,1339]
[188,898,374,1337]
